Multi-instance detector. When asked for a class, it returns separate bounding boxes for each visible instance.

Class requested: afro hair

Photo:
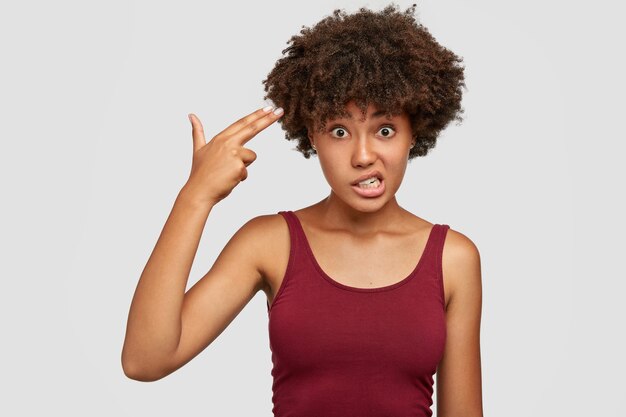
[262,2,467,160]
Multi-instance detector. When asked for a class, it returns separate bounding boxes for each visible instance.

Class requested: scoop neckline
[287,210,437,293]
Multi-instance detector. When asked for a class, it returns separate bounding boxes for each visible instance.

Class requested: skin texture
[308,100,415,220]
[437,228,484,417]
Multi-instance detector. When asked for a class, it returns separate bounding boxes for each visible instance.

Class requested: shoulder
[238,211,287,234]
[236,212,289,255]
[442,226,480,264]
[236,212,290,290]
[441,226,482,309]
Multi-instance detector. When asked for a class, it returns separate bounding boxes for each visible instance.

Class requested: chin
[347,193,390,212]
[354,204,385,213]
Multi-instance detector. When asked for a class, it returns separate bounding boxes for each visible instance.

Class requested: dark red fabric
[267,210,450,417]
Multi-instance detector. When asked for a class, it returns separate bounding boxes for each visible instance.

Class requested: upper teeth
[358,177,378,185]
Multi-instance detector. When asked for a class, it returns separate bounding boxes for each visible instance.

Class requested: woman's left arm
[436,229,484,417]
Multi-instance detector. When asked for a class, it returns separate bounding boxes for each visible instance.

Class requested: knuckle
[247,123,259,134]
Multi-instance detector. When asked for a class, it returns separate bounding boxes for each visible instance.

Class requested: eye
[329,126,348,138]
[328,124,397,139]
[378,125,396,138]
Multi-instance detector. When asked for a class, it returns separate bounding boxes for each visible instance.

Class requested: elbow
[122,363,163,382]
[122,360,168,382]
[121,350,169,382]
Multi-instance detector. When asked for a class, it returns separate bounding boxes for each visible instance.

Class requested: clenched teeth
[358,177,381,188]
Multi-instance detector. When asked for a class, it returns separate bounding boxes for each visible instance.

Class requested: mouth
[351,176,385,198]
[350,170,383,186]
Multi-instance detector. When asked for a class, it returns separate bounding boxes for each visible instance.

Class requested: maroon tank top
[267,210,450,417]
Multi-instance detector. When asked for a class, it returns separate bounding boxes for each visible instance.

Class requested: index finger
[230,106,284,146]
[215,105,277,139]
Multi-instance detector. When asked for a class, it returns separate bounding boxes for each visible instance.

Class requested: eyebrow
[371,110,387,118]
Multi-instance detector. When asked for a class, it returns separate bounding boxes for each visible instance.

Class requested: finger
[230,107,284,146]
[188,113,206,152]
[239,147,258,167]
[215,105,276,139]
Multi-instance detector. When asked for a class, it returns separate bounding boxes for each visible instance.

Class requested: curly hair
[262,2,466,160]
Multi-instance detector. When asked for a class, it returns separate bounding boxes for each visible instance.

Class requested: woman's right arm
[121,106,283,381]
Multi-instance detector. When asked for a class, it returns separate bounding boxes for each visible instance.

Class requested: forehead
[329,101,397,122]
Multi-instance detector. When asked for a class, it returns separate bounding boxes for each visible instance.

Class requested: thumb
[188,113,206,152]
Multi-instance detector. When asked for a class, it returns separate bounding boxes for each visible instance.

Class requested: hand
[182,106,284,206]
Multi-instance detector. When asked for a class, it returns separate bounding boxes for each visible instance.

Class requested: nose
[351,135,378,167]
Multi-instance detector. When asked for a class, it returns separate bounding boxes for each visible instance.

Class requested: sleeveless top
[267,210,450,417]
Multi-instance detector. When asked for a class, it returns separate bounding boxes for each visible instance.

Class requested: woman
[122,3,483,416]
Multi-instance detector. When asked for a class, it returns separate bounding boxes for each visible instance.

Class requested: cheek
[318,157,340,181]
[381,157,410,182]
[317,155,350,187]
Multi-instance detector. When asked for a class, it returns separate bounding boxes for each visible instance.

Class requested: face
[308,100,416,212]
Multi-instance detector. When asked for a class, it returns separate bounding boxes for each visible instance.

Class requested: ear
[410,132,418,149]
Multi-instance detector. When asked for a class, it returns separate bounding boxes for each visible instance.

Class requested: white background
[1,0,623,415]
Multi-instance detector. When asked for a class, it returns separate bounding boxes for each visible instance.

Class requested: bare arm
[121,189,214,381]
[436,229,484,417]
[121,106,283,381]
